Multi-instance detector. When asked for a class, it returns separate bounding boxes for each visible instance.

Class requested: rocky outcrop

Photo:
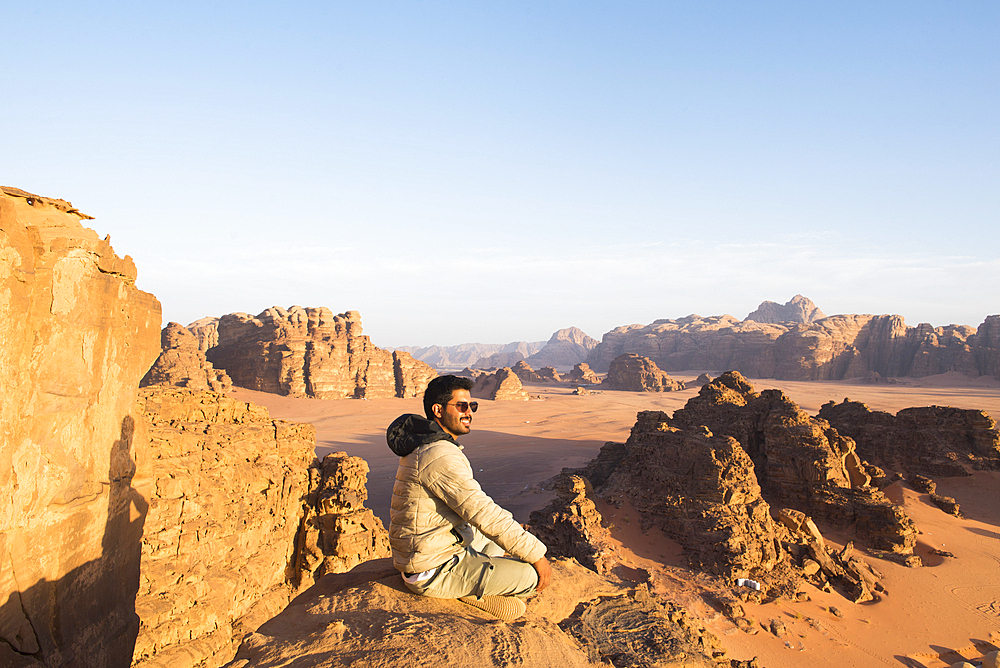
[598,412,790,581]
[471,367,529,401]
[567,362,600,385]
[132,388,316,667]
[669,373,916,554]
[778,509,886,604]
[206,306,436,399]
[524,326,598,368]
[746,295,826,324]
[818,400,1000,477]
[509,360,562,384]
[228,558,737,668]
[587,310,1000,380]
[0,187,161,667]
[512,360,544,383]
[297,452,391,579]
[602,353,685,392]
[529,475,620,575]
[537,366,562,382]
[132,387,389,668]
[141,322,233,392]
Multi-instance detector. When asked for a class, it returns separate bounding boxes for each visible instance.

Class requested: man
[386,375,551,615]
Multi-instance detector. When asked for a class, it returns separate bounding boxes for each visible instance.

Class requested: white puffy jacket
[389,437,547,574]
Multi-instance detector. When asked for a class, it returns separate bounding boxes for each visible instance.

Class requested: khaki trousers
[404,528,539,600]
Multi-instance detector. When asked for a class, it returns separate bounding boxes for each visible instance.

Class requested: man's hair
[424,375,474,420]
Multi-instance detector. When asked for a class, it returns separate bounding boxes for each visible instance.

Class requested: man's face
[432,388,474,438]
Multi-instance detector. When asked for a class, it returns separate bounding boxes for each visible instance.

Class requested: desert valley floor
[234,372,1000,668]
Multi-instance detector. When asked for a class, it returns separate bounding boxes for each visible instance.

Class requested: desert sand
[233,372,1000,668]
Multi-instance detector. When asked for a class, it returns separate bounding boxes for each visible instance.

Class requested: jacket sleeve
[421,445,547,564]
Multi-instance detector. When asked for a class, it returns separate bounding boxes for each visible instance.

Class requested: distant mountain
[524,327,598,368]
[394,341,546,371]
[745,295,826,324]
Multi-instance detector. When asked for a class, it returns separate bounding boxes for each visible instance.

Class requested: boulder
[602,353,684,392]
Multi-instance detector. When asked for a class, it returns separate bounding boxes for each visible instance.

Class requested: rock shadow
[0,415,148,667]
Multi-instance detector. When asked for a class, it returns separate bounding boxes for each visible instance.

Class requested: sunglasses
[446,401,479,413]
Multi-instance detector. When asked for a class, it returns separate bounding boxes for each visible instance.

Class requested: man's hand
[532,557,552,593]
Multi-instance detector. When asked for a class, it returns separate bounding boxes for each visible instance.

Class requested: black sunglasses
[445,401,479,413]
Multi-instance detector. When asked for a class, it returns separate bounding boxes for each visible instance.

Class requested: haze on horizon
[3,2,997,348]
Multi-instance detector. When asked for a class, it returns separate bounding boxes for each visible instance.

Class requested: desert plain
[235,371,1000,668]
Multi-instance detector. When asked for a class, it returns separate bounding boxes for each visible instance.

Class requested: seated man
[386,375,550,616]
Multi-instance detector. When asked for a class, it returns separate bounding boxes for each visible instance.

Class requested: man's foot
[458,595,527,622]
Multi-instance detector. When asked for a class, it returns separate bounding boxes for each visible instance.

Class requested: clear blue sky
[4,2,998,347]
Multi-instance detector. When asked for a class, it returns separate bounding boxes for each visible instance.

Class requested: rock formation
[510,360,562,383]
[186,316,220,353]
[132,387,315,667]
[602,353,685,392]
[534,372,916,603]
[297,452,392,579]
[746,295,826,324]
[536,366,562,382]
[205,306,436,399]
[587,309,1000,380]
[529,475,621,575]
[512,360,544,383]
[0,187,161,667]
[818,400,1000,478]
[566,362,600,385]
[141,322,233,392]
[596,412,791,582]
[777,509,887,603]
[131,386,390,668]
[524,326,598,368]
[227,558,742,668]
[668,373,915,554]
[471,367,529,401]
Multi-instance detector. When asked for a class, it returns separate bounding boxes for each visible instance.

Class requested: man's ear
[432,404,444,419]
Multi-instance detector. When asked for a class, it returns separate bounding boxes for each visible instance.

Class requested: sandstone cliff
[602,353,685,392]
[587,309,997,380]
[0,187,161,667]
[205,306,436,399]
[132,388,389,668]
[141,322,232,392]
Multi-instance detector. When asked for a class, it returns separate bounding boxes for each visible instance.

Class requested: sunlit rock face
[0,187,161,667]
[205,306,436,399]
